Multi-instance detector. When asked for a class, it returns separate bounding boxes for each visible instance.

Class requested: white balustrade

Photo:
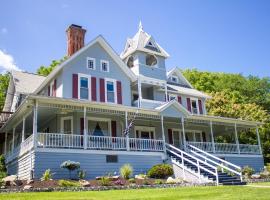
[87,136,127,150]
[187,141,260,155]
[129,138,164,152]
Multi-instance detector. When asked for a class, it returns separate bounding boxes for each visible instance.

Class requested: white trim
[35,147,165,157]
[49,81,54,96]
[78,73,91,101]
[60,116,73,134]
[168,93,177,101]
[182,129,203,142]
[145,54,158,68]
[86,57,96,70]
[100,59,109,72]
[105,78,117,104]
[134,126,156,139]
[86,117,112,136]
[167,67,193,88]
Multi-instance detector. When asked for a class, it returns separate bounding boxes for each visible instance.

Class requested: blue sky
[0,0,270,77]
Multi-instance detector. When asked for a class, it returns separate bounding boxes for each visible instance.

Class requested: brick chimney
[66,24,86,56]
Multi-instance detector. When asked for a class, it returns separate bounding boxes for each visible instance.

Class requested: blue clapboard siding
[6,151,34,180]
[224,156,264,172]
[34,152,163,179]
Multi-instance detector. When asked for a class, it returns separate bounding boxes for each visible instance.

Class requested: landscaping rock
[23,185,33,190]
[96,176,102,180]
[2,175,18,186]
[251,174,261,179]
[79,180,91,187]
[135,174,146,180]
[166,177,183,184]
[109,176,119,181]
[26,179,34,184]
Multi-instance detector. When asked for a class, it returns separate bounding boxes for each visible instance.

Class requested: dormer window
[87,57,95,70]
[101,60,109,72]
[146,54,157,66]
[171,76,178,83]
[127,56,134,68]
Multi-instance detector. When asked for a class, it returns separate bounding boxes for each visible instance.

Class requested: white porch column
[12,128,15,152]
[181,117,186,150]
[83,107,87,150]
[210,121,216,153]
[234,123,240,154]
[256,126,262,154]
[125,111,130,151]
[32,101,38,148]
[165,83,168,102]
[161,115,166,153]
[4,132,7,155]
[138,77,142,108]
[21,117,26,142]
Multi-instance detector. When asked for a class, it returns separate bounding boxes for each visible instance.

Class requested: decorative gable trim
[167,67,193,88]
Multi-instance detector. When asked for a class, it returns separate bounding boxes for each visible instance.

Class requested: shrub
[99,176,111,186]
[0,155,6,172]
[128,178,136,183]
[41,169,53,181]
[78,170,86,180]
[154,179,164,185]
[120,164,133,179]
[266,163,270,173]
[58,180,80,187]
[60,160,80,179]
[242,166,255,178]
[143,179,150,185]
[147,164,173,179]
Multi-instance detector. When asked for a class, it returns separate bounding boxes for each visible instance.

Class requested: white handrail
[166,143,218,185]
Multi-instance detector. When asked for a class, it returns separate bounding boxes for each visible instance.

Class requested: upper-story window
[105,79,116,103]
[145,54,157,66]
[127,56,134,68]
[87,57,96,70]
[169,94,177,101]
[101,60,109,72]
[79,75,90,100]
[171,76,178,83]
[191,98,199,114]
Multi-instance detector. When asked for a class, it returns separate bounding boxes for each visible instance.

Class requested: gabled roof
[120,22,170,59]
[34,35,137,94]
[167,67,193,88]
[12,71,46,94]
[155,99,190,116]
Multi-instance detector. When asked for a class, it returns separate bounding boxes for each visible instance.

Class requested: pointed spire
[138,20,143,31]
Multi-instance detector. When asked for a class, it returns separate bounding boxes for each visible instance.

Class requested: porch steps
[166,145,246,185]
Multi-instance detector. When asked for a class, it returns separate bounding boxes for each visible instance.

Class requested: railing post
[181,117,186,151]
[83,107,87,150]
[161,115,166,154]
[210,121,215,153]
[125,111,130,151]
[234,123,240,154]
[215,168,219,185]
[256,126,262,154]
[22,117,25,142]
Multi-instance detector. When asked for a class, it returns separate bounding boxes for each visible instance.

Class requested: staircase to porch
[166,144,246,185]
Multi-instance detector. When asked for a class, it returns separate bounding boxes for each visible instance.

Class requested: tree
[37,56,67,76]
[0,73,10,111]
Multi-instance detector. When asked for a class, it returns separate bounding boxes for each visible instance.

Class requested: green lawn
[0,186,269,200]
[249,182,270,186]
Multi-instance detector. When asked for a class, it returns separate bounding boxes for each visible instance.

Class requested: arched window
[145,54,157,66]
[127,56,134,68]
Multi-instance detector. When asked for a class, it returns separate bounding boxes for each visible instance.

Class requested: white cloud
[1,28,8,34]
[0,50,21,73]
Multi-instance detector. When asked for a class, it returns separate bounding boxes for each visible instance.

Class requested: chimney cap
[66,24,85,32]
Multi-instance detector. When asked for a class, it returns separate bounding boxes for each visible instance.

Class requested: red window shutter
[177,96,182,104]
[187,98,191,112]
[116,81,122,104]
[47,86,50,96]
[91,77,97,101]
[99,78,105,102]
[53,79,57,97]
[72,74,78,99]
[198,99,203,114]
[80,118,84,135]
[168,129,173,144]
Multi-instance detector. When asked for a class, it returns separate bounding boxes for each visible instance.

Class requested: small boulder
[23,185,33,190]
[109,176,119,181]
[166,177,183,184]
[2,175,18,186]
[26,179,34,185]
[95,176,102,180]
[251,174,261,179]
[79,180,91,187]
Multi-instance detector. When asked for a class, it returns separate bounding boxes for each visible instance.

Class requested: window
[145,54,157,66]
[127,56,134,68]
[171,76,178,83]
[135,126,155,139]
[87,57,95,70]
[87,117,111,136]
[106,155,118,163]
[191,98,199,114]
[79,76,89,100]
[101,60,109,72]
[61,116,73,134]
[105,79,116,103]
[169,94,177,101]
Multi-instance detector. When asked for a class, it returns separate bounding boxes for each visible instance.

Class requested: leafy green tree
[37,56,67,76]
[0,73,10,111]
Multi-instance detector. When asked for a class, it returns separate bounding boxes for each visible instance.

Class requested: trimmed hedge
[147,164,173,179]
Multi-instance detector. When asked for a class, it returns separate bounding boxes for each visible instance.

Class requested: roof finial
[139,20,143,31]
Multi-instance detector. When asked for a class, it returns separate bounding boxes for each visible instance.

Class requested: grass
[0,186,270,200]
[249,181,270,186]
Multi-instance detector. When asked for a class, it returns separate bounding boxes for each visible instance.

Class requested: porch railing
[37,133,164,152]
[186,141,261,154]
